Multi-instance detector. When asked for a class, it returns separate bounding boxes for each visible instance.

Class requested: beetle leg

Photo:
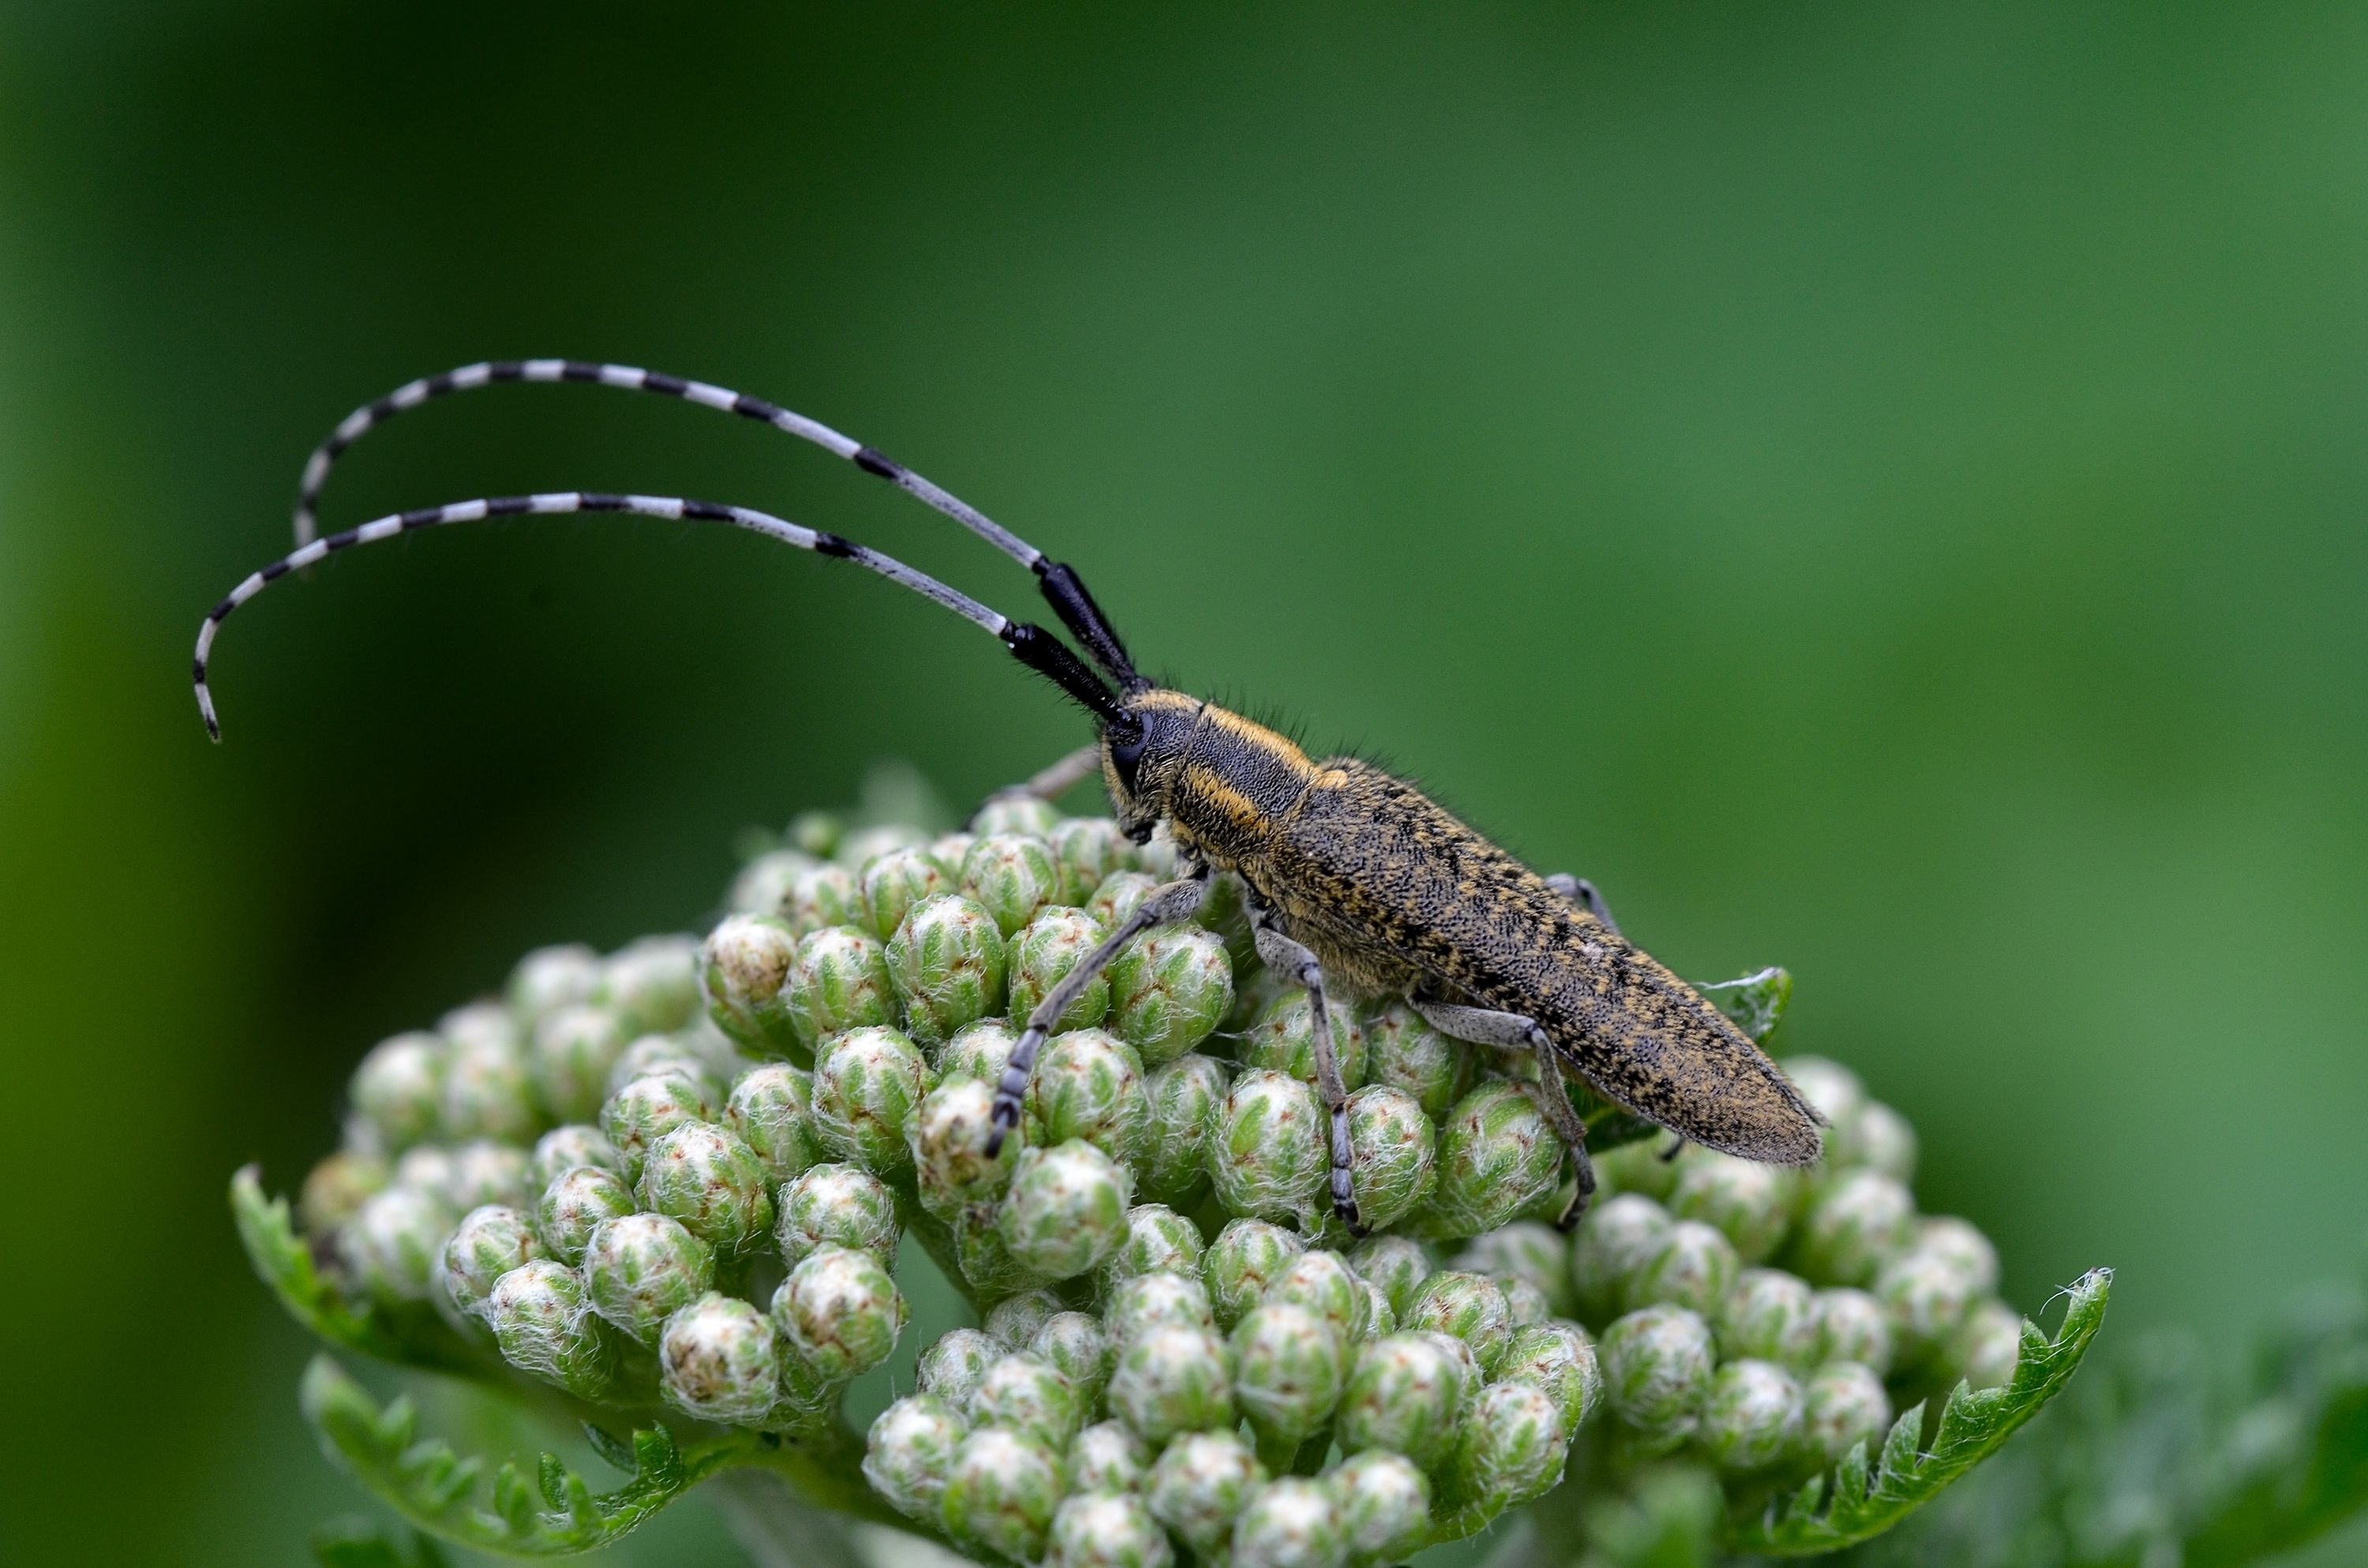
[1244,901,1363,1237]
[989,742,1104,805]
[987,856,1210,1154]
[1544,873,1621,936]
[1412,996,1598,1231]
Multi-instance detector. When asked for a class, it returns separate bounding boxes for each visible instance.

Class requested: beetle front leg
[1244,900,1363,1237]
[1412,995,1598,1230]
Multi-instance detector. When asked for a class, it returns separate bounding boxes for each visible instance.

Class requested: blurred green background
[5,2,2365,1562]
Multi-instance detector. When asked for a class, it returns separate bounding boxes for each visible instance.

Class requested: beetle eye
[1105,720,1148,794]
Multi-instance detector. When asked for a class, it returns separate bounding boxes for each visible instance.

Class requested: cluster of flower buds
[282,786,2027,1568]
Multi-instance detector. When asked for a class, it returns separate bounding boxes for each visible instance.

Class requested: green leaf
[230,1166,478,1374]
[1730,1267,2112,1557]
[2179,1338,2368,1566]
[1697,966,1792,1045]
[299,1353,756,1555]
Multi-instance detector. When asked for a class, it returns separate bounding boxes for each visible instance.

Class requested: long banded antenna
[293,360,1145,690]
[194,490,1133,741]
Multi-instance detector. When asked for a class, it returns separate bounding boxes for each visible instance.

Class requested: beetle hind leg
[1411,995,1598,1231]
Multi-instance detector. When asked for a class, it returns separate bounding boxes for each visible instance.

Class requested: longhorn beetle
[194,358,1823,1234]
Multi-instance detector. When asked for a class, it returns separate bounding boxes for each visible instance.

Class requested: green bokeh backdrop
[5,4,2364,1562]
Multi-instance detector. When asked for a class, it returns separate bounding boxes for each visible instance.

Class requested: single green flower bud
[782,863,863,937]
[1139,1053,1228,1207]
[1448,1379,1569,1512]
[785,927,898,1052]
[1812,1287,1894,1374]
[392,1144,456,1199]
[527,1124,623,1192]
[1335,1332,1467,1470]
[1106,926,1234,1068]
[939,1017,1020,1083]
[773,1243,906,1382]
[1266,1249,1370,1345]
[603,1032,726,1107]
[534,1163,635,1267]
[1418,1081,1562,1240]
[984,1288,1066,1349]
[1422,1328,1484,1413]
[941,1425,1067,1564]
[339,1184,453,1304]
[1800,1360,1892,1465]
[1087,870,1160,933]
[865,1394,970,1523]
[1049,816,1133,906]
[774,1161,901,1269]
[1335,1085,1437,1236]
[1631,1220,1740,1317]
[598,934,702,1035]
[440,1020,542,1146]
[635,1121,774,1257]
[1717,1267,1819,1368]
[1006,907,1114,1035]
[1402,1271,1515,1375]
[787,809,841,859]
[301,1149,390,1234]
[971,795,1063,839]
[1362,1001,1469,1119]
[1455,1222,1579,1323]
[1699,1359,1804,1473]
[351,1031,447,1151]
[1954,1299,2022,1389]
[1028,1028,1148,1165]
[1597,1304,1715,1441]
[1239,990,1366,1091]
[1204,1218,1306,1330]
[1593,1138,1679,1202]
[1104,1271,1219,1345]
[1235,1476,1349,1568]
[1669,1148,1797,1266]
[600,1072,718,1188]
[1358,1279,1397,1339]
[1497,1319,1602,1436]
[1068,1420,1152,1494]
[1917,1216,2002,1297]
[444,1139,534,1210]
[888,894,1009,1047]
[699,915,805,1057]
[961,834,1062,937]
[508,942,603,1025]
[729,848,819,919]
[1047,1490,1177,1568]
[1782,1056,1865,1131]
[582,1211,714,1346]
[918,1328,1002,1407]
[1348,1234,1433,1322]
[1793,1169,1917,1287]
[972,1351,1086,1448]
[811,1024,935,1174]
[1210,1068,1328,1226]
[1147,1429,1268,1553]
[860,845,956,942]
[434,1203,543,1328]
[1030,1311,1114,1406]
[1874,1245,1979,1368]
[909,1076,1019,1218]
[485,1259,615,1398]
[1000,1140,1134,1280]
[1234,1302,1351,1451]
[724,1062,822,1187]
[1328,1450,1431,1567]
[1843,1100,1918,1184]
[1100,1203,1208,1293]
[1109,1322,1237,1443]
[658,1290,779,1426]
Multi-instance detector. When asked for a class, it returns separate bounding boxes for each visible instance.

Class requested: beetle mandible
[193,358,1823,1235]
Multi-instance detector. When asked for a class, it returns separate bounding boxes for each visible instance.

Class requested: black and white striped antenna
[290,360,1142,689]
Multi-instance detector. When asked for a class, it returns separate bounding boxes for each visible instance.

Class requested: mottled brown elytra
[195,358,1822,1236]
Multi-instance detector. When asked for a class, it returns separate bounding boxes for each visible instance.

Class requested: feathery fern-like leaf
[231,1166,479,1374]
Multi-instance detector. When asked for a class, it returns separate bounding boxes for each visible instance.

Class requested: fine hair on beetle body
[194,357,1823,1237]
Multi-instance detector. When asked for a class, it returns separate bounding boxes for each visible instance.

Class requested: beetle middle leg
[1544,873,1621,936]
[1242,895,1364,1236]
[1411,995,1598,1230]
